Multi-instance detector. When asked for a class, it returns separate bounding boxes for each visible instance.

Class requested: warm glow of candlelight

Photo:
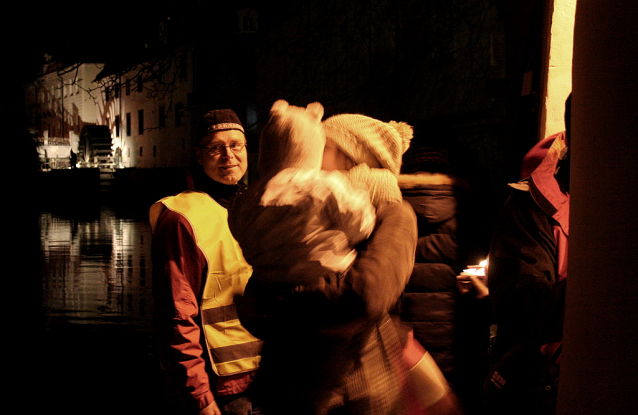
[462,258,489,277]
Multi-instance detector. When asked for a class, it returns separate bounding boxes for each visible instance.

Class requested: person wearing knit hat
[195,108,245,141]
[193,108,248,187]
[228,104,419,415]
[151,108,262,415]
[229,99,376,287]
[322,113,414,206]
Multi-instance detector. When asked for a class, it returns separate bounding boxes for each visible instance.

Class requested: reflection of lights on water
[39,208,153,326]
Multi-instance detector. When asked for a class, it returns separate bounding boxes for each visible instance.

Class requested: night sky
[5,2,158,82]
[3,1,261,122]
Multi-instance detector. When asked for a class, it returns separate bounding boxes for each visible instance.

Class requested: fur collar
[398,172,455,190]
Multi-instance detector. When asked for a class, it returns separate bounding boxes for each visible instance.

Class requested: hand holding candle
[456,259,489,299]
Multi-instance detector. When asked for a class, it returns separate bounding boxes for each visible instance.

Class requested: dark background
[5,1,552,413]
[7,0,552,256]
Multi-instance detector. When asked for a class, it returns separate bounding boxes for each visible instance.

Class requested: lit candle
[460,259,488,283]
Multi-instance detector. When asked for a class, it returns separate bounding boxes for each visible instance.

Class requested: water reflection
[31,200,169,415]
[39,206,152,326]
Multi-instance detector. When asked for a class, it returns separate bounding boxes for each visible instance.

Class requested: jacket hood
[399,173,457,224]
[398,172,455,189]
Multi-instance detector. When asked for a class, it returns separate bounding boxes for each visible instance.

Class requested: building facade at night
[95,46,195,169]
[24,62,104,170]
[22,0,572,208]
[24,47,197,171]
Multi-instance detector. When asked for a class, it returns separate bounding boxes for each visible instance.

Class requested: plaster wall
[540,0,576,139]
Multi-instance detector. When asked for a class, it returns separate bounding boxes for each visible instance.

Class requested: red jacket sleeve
[151,207,216,412]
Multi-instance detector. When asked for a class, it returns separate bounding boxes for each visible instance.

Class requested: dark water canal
[18,197,171,415]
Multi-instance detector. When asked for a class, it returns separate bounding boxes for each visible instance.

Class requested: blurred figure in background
[398,147,491,415]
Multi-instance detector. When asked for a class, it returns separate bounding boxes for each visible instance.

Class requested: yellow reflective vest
[150,190,262,376]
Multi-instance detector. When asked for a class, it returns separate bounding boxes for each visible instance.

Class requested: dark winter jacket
[484,132,569,415]
[399,172,492,415]
[398,173,462,378]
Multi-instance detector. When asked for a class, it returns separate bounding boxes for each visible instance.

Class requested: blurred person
[398,147,491,415]
[484,95,571,415]
[150,109,262,415]
[228,100,376,290]
[230,108,419,414]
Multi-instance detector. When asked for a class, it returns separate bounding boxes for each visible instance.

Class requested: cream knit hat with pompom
[322,113,413,205]
[322,113,413,176]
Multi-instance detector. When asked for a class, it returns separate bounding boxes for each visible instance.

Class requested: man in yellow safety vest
[150,109,261,415]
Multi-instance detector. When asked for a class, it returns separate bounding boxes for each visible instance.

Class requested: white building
[24,62,105,169]
[24,46,196,170]
[97,46,194,169]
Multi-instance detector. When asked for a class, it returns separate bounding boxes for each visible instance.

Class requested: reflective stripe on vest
[153,190,261,375]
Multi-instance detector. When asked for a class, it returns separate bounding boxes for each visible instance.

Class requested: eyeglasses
[200,142,247,156]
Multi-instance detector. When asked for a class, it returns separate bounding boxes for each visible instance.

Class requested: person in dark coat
[483,95,571,415]
[398,147,491,415]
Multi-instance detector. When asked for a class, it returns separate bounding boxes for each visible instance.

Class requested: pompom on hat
[322,113,414,176]
[323,113,414,205]
[196,109,244,143]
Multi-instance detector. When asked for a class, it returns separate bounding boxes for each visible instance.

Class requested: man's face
[196,130,248,185]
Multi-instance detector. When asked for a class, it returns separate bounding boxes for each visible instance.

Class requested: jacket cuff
[196,390,216,411]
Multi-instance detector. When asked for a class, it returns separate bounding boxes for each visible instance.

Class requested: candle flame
[462,258,488,277]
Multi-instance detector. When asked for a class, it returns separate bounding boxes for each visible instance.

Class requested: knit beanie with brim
[323,114,413,206]
[195,109,245,145]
